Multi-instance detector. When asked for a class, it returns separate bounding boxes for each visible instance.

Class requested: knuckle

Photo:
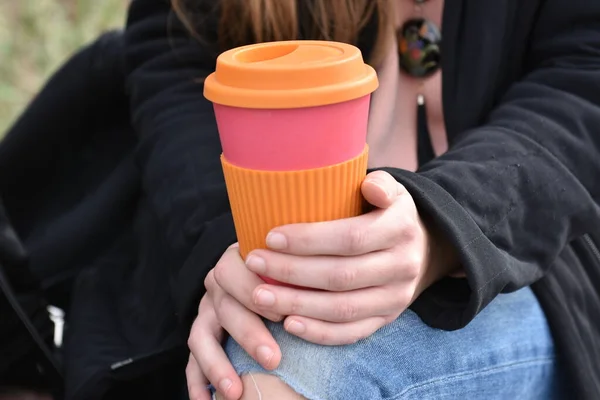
[400,220,419,242]
[213,262,227,287]
[205,364,221,382]
[390,294,406,312]
[383,313,399,326]
[204,270,215,291]
[236,326,262,350]
[213,293,230,322]
[316,329,334,345]
[381,286,408,313]
[394,290,412,311]
[187,334,198,352]
[280,258,297,283]
[186,337,193,351]
[290,293,304,315]
[185,360,193,376]
[344,226,366,254]
[389,218,405,241]
[333,299,359,322]
[376,262,394,285]
[294,231,312,251]
[404,252,423,279]
[328,266,357,291]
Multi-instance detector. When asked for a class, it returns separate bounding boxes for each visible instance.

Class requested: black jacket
[1,0,600,398]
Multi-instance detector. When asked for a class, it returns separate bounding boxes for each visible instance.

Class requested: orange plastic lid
[204,40,379,109]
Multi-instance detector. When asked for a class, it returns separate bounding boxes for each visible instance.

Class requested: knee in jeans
[215,373,306,400]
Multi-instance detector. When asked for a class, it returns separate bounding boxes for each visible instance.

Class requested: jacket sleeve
[387,0,600,330]
[124,0,236,327]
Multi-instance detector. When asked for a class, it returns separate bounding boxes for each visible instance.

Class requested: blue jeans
[219,287,564,399]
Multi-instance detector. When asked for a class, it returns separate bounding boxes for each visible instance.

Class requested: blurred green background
[0,0,128,136]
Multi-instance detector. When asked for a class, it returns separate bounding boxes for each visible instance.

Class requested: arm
[385,0,600,329]
[124,0,234,327]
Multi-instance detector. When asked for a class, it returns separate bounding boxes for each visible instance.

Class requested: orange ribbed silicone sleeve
[221,146,369,259]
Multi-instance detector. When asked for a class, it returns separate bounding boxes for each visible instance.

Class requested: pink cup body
[214,95,370,171]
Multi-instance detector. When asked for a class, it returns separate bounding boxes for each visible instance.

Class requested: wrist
[419,217,461,291]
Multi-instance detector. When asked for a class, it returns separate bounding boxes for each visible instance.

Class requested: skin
[214,375,305,400]
[187,171,458,400]
[0,391,53,400]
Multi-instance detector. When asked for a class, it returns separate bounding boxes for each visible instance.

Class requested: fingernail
[367,178,390,198]
[254,289,276,306]
[285,319,306,335]
[245,255,266,274]
[266,232,287,250]
[219,378,232,393]
[257,345,275,368]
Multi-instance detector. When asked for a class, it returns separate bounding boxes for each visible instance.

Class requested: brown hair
[172,0,394,66]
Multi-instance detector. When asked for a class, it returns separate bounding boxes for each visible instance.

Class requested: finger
[213,290,282,372]
[283,315,390,346]
[212,247,283,322]
[361,171,405,209]
[186,353,211,400]
[246,249,406,291]
[188,297,243,400]
[252,285,410,323]
[266,197,416,256]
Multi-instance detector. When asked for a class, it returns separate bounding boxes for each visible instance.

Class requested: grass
[0,0,128,136]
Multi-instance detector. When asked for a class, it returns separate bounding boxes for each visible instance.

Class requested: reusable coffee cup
[204,40,378,285]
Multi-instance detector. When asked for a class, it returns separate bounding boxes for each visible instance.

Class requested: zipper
[582,234,600,265]
[0,265,64,387]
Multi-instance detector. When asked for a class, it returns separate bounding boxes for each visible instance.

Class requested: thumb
[361,171,402,209]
